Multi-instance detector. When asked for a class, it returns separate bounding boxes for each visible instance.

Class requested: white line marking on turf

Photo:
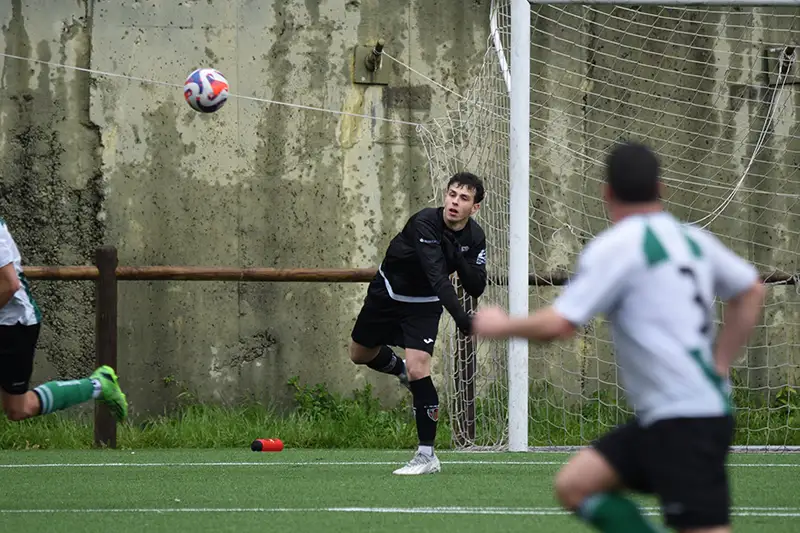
[0,460,797,468]
[1,506,799,517]
[0,461,562,468]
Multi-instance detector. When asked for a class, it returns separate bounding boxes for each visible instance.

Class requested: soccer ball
[183,68,230,113]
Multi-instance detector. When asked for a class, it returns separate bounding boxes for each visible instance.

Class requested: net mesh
[419,1,800,450]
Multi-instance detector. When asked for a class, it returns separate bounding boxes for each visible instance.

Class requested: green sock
[578,493,663,532]
[33,378,102,415]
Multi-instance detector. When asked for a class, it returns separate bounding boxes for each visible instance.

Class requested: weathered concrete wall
[3,0,799,425]
[0,0,102,390]
[0,0,491,416]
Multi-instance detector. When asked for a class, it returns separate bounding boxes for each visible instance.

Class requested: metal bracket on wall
[353,39,390,86]
[763,46,799,87]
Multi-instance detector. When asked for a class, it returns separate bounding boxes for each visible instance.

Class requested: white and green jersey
[0,218,41,326]
[553,211,758,426]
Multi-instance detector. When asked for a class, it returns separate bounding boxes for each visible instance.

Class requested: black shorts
[351,277,443,354]
[592,415,735,529]
[0,323,41,395]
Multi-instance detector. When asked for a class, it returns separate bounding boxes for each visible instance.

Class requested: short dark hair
[447,172,485,204]
[605,141,660,203]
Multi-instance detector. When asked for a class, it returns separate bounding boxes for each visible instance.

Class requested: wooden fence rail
[22,246,794,448]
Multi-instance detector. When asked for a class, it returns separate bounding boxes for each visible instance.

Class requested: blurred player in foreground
[349,172,487,475]
[0,218,128,423]
[473,142,764,533]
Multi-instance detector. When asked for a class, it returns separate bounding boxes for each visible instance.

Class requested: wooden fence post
[94,246,118,448]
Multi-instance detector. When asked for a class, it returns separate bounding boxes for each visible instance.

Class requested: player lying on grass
[349,172,487,475]
[0,217,128,423]
[472,142,765,533]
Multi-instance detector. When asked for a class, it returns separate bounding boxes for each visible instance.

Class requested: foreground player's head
[444,172,484,226]
[604,141,663,222]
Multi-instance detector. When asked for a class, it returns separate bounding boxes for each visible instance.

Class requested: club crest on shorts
[426,406,439,422]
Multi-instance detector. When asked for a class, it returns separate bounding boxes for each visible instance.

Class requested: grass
[2,378,799,532]
[0,378,448,451]
[0,449,798,533]
[1,375,799,450]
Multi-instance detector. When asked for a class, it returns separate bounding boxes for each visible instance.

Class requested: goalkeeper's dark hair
[448,172,485,204]
[605,141,661,203]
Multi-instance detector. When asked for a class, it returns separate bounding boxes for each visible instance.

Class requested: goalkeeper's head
[443,171,485,227]
[604,141,663,222]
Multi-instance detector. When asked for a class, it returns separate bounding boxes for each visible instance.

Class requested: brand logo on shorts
[662,503,684,516]
[423,338,434,344]
[426,406,439,422]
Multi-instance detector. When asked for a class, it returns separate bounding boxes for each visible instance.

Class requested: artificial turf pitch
[1,448,798,532]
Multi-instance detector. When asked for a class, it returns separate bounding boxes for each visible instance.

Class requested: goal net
[419,0,800,451]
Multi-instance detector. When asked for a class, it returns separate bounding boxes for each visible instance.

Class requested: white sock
[418,445,434,457]
[91,378,102,399]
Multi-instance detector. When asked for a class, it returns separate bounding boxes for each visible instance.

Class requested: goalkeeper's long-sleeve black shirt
[375,207,487,328]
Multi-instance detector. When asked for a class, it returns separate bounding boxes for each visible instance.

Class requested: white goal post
[420,0,800,452]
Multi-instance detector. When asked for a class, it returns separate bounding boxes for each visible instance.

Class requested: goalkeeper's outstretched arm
[452,234,487,298]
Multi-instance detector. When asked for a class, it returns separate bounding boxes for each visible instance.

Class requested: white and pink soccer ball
[183,68,229,113]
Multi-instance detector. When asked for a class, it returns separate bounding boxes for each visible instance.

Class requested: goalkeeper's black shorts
[351,276,443,355]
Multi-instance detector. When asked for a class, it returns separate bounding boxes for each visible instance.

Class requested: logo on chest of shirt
[460,245,469,252]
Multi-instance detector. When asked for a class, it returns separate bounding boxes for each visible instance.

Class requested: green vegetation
[1,373,798,449]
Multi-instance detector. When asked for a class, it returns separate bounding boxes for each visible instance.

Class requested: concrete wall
[0,0,491,416]
[2,1,799,422]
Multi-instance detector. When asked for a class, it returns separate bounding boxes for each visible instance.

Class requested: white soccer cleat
[397,359,411,391]
[392,452,441,475]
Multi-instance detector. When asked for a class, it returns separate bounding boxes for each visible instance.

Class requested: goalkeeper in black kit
[349,172,487,475]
